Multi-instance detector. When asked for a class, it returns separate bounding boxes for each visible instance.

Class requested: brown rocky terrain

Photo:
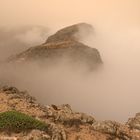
[0,86,140,140]
[9,23,102,69]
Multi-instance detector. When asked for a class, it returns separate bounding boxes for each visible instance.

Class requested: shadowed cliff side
[9,23,102,70]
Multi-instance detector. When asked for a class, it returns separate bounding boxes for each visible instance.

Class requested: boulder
[92,121,132,140]
[126,113,140,130]
[46,104,95,126]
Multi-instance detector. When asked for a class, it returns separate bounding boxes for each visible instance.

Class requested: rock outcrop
[10,23,102,69]
[92,121,133,140]
[126,113,140,130]
[1,86,140,140]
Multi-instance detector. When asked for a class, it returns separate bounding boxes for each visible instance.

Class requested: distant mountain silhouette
[9,23,102,69]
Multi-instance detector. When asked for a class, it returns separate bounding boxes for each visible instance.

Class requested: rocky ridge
[10,23,102,69]
[0,86,140,140]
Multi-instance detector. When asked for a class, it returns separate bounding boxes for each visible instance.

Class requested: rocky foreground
[0,86,140,140]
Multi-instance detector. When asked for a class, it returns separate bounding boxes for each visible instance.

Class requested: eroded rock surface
[127,113,140,130]
[10,23,102,69]
[1,86,140,140]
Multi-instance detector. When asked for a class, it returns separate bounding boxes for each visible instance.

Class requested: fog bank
[0,0,140,122]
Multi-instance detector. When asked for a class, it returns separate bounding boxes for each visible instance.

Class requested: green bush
[0,111,48,132]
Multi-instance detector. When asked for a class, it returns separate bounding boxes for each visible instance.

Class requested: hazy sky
[0,0,140,29]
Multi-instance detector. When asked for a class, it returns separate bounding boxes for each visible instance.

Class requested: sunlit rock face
[10,23,102,69]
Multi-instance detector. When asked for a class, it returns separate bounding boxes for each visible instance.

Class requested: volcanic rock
[126,113,140,130]
[1,86,140,139]
[10,23,102,69]
[45,23,93,43]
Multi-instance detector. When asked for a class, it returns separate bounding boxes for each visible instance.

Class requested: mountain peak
[9,23,102,70]
[46,23,93,44]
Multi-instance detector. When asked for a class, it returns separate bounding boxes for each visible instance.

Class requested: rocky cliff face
[0,86,140,140]
[10,23,102,69]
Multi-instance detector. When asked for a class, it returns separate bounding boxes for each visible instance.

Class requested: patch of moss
[0,111,48,132]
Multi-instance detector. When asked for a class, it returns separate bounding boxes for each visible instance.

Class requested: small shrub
[0,111,48,132]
